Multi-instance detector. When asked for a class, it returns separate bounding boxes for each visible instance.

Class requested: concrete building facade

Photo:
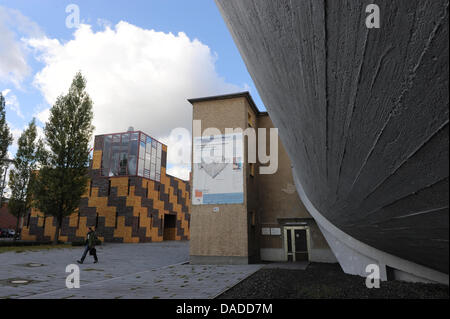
[21,130,190,243]
[188,92,335,264]
[215,0,448,284]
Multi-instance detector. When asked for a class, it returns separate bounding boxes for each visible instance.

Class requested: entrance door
[284,226,309,262]
[163,214,177,240]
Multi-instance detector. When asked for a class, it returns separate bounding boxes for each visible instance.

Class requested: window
[99,131,164,182]
[249,163,255,177]
[250,211,256,226]
[89,180,93,197]
[248,112,253,127]
[101,135,112,176]
[128,133,138,175]
[115,212,119,229]
[119,152,128,175]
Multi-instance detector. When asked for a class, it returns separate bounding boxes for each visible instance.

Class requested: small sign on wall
[261,228,271,235]
[270,228,281,235]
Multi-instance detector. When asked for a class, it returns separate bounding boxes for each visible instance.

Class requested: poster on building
[193,133,244,205]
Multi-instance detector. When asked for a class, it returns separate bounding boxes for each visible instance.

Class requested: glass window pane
[157,143,162,158]
[101,135,112,176]
[113,134,120,143]
[145,152,151,170]
[128,137,138,176]
[120,134,129,152]
[119,152,128,175]
[144,169,150,179]
[156,159,161,173]
[150,167,155,180]
[139,141,145,159]
[146,140,152,154]
[138,158,144,176]
[110,152,120,176]
[121,133,129,145]
[128,155,137,176]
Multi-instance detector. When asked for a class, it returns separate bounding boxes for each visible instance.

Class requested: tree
[0,92,13,204]
[34,72,94,244]
[8,119,39,241]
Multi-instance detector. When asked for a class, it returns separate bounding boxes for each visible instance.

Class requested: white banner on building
[193,133,244,205]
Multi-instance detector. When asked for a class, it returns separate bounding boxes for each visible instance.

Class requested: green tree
[34,72,94,244]
[0,92,13,204]
[8,119,39,241]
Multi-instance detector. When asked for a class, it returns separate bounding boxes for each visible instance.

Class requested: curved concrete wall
[215,0,449,281]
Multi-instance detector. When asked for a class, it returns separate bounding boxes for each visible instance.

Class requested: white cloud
[166,165,191,181]
[25,21,243,179]
[6,121,23,155]
[35,107,50,125]
[160,127,192,180]
[0,6,43,87]
[1,89,23,118]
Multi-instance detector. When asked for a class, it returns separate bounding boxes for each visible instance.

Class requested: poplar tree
[8,119,39,241]
[33,72,94,244]
[0,92,13,204]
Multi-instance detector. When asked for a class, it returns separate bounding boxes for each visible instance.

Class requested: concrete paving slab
[0,242,263,299]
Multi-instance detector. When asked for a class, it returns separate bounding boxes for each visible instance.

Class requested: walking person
[77,227,98,264]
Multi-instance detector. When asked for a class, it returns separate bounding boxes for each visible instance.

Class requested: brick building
[0,201,23,229]
[188,92,335,264]
[21,130,190,243]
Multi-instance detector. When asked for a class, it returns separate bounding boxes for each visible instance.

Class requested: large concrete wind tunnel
[215,0,449,283]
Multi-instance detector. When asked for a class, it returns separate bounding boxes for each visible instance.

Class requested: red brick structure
[0,202,22,229]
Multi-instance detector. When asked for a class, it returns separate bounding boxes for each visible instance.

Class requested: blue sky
[0,0,266,179]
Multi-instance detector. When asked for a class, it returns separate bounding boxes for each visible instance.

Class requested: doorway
[163,214,177,240]
[284,226,309,262]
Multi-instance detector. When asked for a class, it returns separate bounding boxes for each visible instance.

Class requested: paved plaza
[0,241,262,299]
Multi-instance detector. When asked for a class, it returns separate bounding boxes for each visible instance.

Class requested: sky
[0,0,266,181]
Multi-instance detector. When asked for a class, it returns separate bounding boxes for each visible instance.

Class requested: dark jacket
[86,230,97,248]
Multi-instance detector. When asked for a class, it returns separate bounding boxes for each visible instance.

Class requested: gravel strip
[218,263,449,299]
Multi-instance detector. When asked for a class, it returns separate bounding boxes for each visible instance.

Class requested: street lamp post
[0,158,15,208]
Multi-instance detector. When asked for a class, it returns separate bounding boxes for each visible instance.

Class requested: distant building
[188,92,336,264]
[0,200,24,229]
[21,130,190,243]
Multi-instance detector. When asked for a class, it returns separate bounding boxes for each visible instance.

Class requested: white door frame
[283,226,310,262]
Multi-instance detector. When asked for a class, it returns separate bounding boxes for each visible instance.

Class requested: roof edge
[187,91,265,116]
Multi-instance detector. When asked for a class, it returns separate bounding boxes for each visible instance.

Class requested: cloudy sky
[0,0,266,181]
